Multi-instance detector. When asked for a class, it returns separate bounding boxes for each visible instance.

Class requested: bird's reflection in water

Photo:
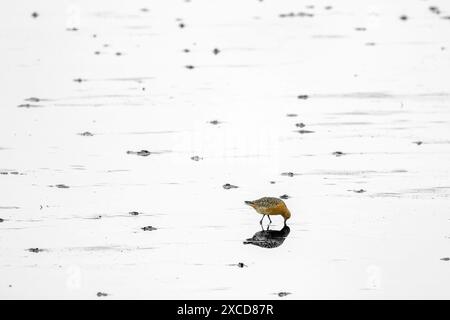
[243,225,290,248]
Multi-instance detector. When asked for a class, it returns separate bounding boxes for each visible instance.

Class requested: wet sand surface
[1,0,450,299]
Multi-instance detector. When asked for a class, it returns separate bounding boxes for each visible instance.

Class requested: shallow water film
[1,0,450,299]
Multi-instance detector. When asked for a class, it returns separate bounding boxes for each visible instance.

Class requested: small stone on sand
[350,189,366,193]
[277,292,291,297]
[97,292,108,297]
[25,97,41,102]
[223,183,238,190]
[127,150,151,157]
[27,248,44,253]
[79,131,94,137]
[142,226,157,231]
[281,172,295,177]
[332,151,345,157]
[54,184,70,189]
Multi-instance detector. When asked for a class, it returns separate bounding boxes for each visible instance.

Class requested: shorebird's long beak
[244,200,253,206]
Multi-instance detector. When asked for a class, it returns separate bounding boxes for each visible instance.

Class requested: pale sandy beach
[1,0,450,299]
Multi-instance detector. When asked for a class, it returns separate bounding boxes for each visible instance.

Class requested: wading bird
[245,197,291,225]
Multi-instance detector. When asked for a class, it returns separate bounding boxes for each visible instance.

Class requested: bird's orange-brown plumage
[245,197,291,223]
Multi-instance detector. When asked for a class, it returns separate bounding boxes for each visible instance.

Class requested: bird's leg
[260,215,265,225]
[268,215,272,224]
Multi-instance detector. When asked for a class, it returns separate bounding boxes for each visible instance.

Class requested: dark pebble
[190,156,202,161]
[127,150,151,157]
[142,226,157,231]
[223,183,238,190]
[297,129,314,134]
[185,65,195,69]
[27,248,44,253]
[31,12,39,19]
[213,48,220,55]
[17,104,40,108]
[0,218,4,223]
[280,194,290,199]
[429,6,441,15]
[400,15,408,21]
[413,141,423,145]
[54,184,70,189]
[279,12,313,18]
[297,95,309,99]
[129,211,140,216]
[332,151,345,157]
[440,257,450,261]
[237,262,246,268]
[25,97,41,102]
[278,292,291,297]
[286,113,298,117]
[97,292,108,297]
[209,120,220,125]
[295,123,306,128]
[79,131,94,136]
[281,172,295,177]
